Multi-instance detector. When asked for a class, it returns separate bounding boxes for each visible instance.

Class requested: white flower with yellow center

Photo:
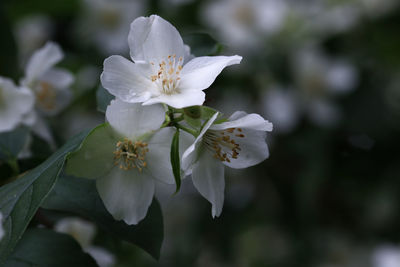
[182,111,273,217]
[101,15,242,109]
[0,77,34,133]
[67,99,191,225]
[21,42,74,116]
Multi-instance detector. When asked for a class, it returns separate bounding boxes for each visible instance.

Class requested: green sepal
[66,123,116,179]
[170,128,181,194]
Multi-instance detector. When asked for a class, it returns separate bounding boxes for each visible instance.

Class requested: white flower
[202,0,287,50]
[101,15,242,109]
[0,212,4,241]
[261,87,301,134]
[0,77,34,133]
[67,99,190,224]
[21,42,74,116]
[78,0,146,55]
[182,111,273,217]
[290,46,358,127]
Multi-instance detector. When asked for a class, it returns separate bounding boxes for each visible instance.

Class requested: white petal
[146,127,175,184]
[222,128,270,169]
[40,68,74,89]
[96,168,155,225]
[179,55,242,91]
[0,78,34,132]
[24,42,63,86]
[142,90,205,109]
[100,55,157,103]
[128,15,185,62]
[178,130,196,177]
[211,111,273,132]
[31,115,55,149]
[181,112,219,172]
[85,246,115,267]
[192,150,225,218]
[105,99,165,139]
[147,128,195,184]
[21,110,37,127]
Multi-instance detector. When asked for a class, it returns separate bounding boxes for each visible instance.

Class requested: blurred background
[1,0,400,266]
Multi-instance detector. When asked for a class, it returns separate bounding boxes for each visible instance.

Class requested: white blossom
[77,0,146,55]
[21,42,74,116]
[67,99,191,224]
[182,111,272,217]
[201,0,287,50]
[0,77,34,133]
[101,15,242,109]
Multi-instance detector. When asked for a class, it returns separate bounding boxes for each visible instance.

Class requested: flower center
[203,128,245,163]
[150,54,183,95]
[36,82,56,110]
[113,138,149,171]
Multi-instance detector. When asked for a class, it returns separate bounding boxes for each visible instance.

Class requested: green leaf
[41,175,164,260]
[96,85,115,113]
[170,129,181,194]
[4,228,98,267]
[0,130,89,264]
[0,127,30,161]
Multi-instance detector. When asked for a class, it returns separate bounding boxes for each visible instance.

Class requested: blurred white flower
[293,46,358,95]
[0,77,35,133]
[21,42,74,145]
[182,111,272,217]
[55,217,115,267]
[291,45,358,127]
[372,245,400,267]
[55,217,96,248]
[202,0,287,50]
[101,15,242,108]
[78,0,146,55]
[14,14,54,65]
[261,87,301,134]
[22,42,74,116]
[292,1,361,36]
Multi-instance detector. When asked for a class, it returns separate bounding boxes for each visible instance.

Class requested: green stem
[161,113,171,128]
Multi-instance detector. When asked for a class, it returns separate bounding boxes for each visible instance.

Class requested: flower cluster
[0,42,73,151]
[67,15,273,225]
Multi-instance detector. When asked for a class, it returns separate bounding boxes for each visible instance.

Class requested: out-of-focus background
[1,0,400,266]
